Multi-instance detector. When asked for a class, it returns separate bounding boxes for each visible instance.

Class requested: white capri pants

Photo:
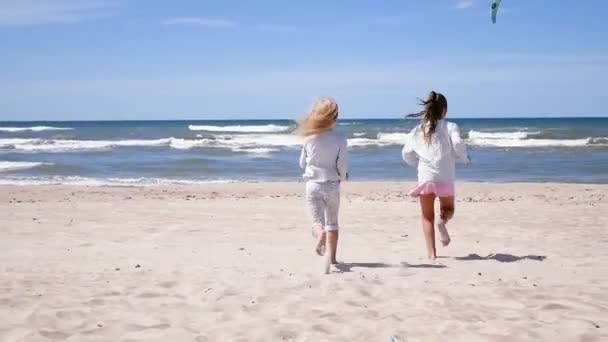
[305,181,340,231]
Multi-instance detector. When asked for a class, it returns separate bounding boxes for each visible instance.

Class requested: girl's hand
[464,154,472,167]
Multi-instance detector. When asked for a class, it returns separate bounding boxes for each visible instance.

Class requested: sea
[0,118,607,185]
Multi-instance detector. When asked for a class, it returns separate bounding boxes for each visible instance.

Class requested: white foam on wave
[0,161,51,172]
[188,124,290,133]
[347,130,607,148]
[466,130,605,147]
[591,137,608,144]
[0,135,299,153]
[0,176,240,186]
[348,132,408,147]
[216,134,301,147]
[235,147,281,154]
[377,132,409,142]
[167,138,208,150]
[353,132,366,137]
[188,132,406,149]
[468,130,540,140]
[347,138,381,147]
[15,130,599,152]
[468,137,593,147]
[170,134,301,151]
[0,138,173,152]
[0,126,73,132]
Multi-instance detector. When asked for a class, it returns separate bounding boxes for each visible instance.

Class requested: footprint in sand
[126,323,171,331]
[311,324,331,334]
[345,300,363,307]
[357,288,372,297]
[55,310,87,320]
[85,298,106,306]
[136,292,165,299]
[158,281,178,289]
[39,330,71,339]
[98,290,122,297]
[540,303,571,311]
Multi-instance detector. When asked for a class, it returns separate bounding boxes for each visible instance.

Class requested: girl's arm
[402,129,419,167]
[337,138,349,181]
[299,144,307,169]
[448,123,471,164]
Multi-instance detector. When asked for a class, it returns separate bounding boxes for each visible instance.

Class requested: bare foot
[316,239,326,256]
[312,226,326,256]
[437,222,451,247]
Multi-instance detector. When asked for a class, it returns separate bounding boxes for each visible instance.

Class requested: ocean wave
[0,161,51,172]
[0,176,239,186]
[170,134,301,151]
[377,132,409,142]
[2,132,604,153]
[0,135,299,153]
[0,138,173,152]
[347,133,408,147]
[353,132,366,137]
[188,124,290,133]
[468,137,598,147]
[591,137,608,144]
[234,147,281,154]
[467,130,607,147]
[468,130,541,139]
[0,126,73,132]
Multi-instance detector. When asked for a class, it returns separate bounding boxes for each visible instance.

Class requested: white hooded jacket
[402,120,470,182]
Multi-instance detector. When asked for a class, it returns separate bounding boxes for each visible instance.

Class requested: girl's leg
[324,182,341,271]
[326,230,339,264]
[306,183,326,256]
[419,194,437,260]
[439,196,455,223]
[437,196,455,246]
[313,225,326,256]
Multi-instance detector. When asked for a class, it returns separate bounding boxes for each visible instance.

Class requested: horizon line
[1,115,607,123]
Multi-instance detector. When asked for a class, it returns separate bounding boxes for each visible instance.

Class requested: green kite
[491,0,501,24]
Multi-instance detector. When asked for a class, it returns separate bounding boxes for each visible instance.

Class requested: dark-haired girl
[402,91,470,260]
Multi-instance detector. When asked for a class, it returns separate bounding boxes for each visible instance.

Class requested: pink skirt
[408,181,455,197]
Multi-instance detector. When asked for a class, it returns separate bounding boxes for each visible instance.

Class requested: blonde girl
[298,97,349,273]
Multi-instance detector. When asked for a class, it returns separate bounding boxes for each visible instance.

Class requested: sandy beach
[0,182,607,341]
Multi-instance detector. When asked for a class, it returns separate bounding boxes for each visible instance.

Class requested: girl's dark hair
[407,91,448,143]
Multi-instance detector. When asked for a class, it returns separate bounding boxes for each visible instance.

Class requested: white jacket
[402,120,469,182]
[299,130,349,182]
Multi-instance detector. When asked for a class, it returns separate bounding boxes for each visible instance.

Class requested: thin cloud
[256,24,302,33]
[455,0,474,10]
[163,17,238,28]
[0,0,118,27]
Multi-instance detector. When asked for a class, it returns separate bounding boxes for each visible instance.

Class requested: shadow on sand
[401,262,447,269]
[454,253,547,263]
[334,262,446,273]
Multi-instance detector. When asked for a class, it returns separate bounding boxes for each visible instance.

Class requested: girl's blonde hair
[297,97,339,137]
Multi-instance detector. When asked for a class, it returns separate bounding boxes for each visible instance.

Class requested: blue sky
[0,0,607,120]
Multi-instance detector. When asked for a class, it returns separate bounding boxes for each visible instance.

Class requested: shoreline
[1,180,608,189]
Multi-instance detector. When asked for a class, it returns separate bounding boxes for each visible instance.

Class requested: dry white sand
[0,182,607,341]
